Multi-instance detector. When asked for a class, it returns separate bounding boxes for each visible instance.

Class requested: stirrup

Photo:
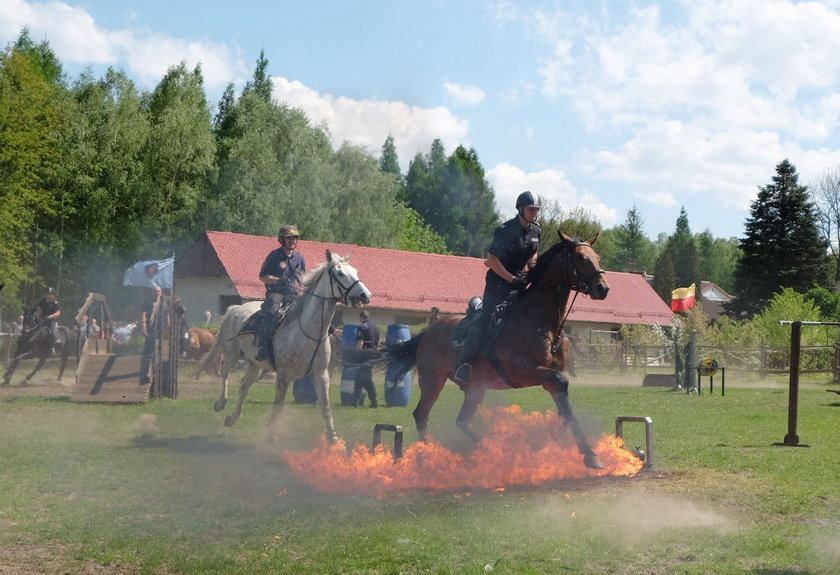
[453,363,472,383]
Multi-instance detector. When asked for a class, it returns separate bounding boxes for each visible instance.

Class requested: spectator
[353,310,380,408]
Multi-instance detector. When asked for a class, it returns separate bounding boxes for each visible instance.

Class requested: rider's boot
[453,325,481,383]
[255,329,271,362]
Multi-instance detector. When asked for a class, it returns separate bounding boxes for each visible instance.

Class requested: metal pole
[775,321,808,447]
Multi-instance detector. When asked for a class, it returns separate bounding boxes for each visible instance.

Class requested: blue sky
[4,0,840,241]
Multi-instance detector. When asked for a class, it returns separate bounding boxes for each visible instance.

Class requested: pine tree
[611,206,655,273]
[728,159,830,318]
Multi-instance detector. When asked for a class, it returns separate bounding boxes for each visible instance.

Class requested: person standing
[256,225,306,362]
[35,287,61,355]
[453,191,542,383]
[353,310,380,408]
[139,286,162,385]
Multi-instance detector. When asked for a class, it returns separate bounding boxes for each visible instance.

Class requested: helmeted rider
[35,287,61,355]
[255,224,306,362]
[453,191,542,383]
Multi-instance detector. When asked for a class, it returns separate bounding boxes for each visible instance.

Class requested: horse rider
[35,287,61,355]
[255,224,306,362]
[453,191,542,383]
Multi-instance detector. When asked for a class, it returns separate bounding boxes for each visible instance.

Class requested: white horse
[204,250,371,443]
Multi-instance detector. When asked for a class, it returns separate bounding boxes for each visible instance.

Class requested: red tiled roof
[200,230,673,325]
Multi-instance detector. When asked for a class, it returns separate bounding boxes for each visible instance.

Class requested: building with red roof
[175,231,674,334]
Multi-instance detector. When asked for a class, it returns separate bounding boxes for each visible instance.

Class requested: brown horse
[387,233,610,468]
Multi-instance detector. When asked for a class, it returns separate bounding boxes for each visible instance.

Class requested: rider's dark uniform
[36,297,60,329]
[260,248,306,314]
[483,217,541,308]
[255,235,306,362]
[35,295,60,354]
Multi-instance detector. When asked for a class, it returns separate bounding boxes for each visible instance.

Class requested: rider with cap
[453,191,542,383]
[255,224,306,362]
[36,287,61,355]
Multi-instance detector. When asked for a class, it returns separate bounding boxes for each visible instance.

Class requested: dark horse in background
[387,233,610,469]
[2,307,76,386]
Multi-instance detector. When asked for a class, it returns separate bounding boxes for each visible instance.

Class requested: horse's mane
[525,238,574,285]
[300,254,336,290]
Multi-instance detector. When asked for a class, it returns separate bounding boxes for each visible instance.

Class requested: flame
[284,406,644,496]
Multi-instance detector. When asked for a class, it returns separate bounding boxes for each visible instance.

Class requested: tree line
[3,29,840,331]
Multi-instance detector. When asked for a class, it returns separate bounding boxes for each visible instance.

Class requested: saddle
[238,307,291,366]
[449,299,511,351]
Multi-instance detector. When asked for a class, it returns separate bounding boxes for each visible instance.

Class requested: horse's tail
[385,332,424,381]
[195,334,222,378]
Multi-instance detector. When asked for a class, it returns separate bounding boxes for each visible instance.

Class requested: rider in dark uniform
[453,191,542,383]
[35,287,61,355]
[255,224,306,362]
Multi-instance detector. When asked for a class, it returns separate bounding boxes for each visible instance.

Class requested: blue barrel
[384,324,412,407]
[341,325,360,349]
[293,376,318,404]
[340,325,361,405]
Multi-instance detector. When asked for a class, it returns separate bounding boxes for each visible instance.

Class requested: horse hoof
[328,434,340,445]
[214,399,227,412]
[223,415,237,427]
[584,453,604,470]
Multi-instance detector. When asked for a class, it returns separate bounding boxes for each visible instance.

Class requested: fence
[572,341,840,382]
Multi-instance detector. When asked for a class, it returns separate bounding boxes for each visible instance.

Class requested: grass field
[1,364,839,574]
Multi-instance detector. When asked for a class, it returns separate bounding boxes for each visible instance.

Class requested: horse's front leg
[224,363,261,427]
[23,357,47,385]
[2,358,20,385]
[311,370,338,444]
[540,367,603,469]
[266,373,291,443]
[455,385,488,443]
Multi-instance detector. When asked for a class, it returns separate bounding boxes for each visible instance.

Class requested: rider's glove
[510,277,527,291]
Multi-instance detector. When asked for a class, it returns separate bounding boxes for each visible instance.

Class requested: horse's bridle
[564,241,606,295]
[326,261,364,305]
[552,241,606,348]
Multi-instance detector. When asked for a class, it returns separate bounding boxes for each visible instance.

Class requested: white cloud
[443,82,486,106]
[272,77,470,170]
[0,0,248,94]
[530,0,840,230]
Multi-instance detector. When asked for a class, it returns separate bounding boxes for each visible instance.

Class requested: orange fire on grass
[284,406,644,496]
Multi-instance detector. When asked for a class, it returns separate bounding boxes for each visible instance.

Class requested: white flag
[122,257,175,288]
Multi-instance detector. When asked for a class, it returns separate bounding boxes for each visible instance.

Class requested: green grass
[2,368,840,574]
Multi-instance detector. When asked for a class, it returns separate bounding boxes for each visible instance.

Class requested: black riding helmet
[515,191,541,211]
[277,224,300,241]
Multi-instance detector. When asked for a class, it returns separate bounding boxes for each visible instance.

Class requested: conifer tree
[728,159,830,317]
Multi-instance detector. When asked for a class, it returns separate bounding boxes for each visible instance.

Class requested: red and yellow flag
[671,283,696,312]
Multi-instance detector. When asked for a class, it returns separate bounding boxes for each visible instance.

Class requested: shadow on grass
[131,434,252,456]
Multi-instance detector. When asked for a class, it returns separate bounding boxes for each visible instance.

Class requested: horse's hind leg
[224,363,261,427]
[214,361,233,412]
[56,351,69,382]
[412,371,448,441]
[455,385,488,443]
[266,374,291,443]
[545,370,603,469]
